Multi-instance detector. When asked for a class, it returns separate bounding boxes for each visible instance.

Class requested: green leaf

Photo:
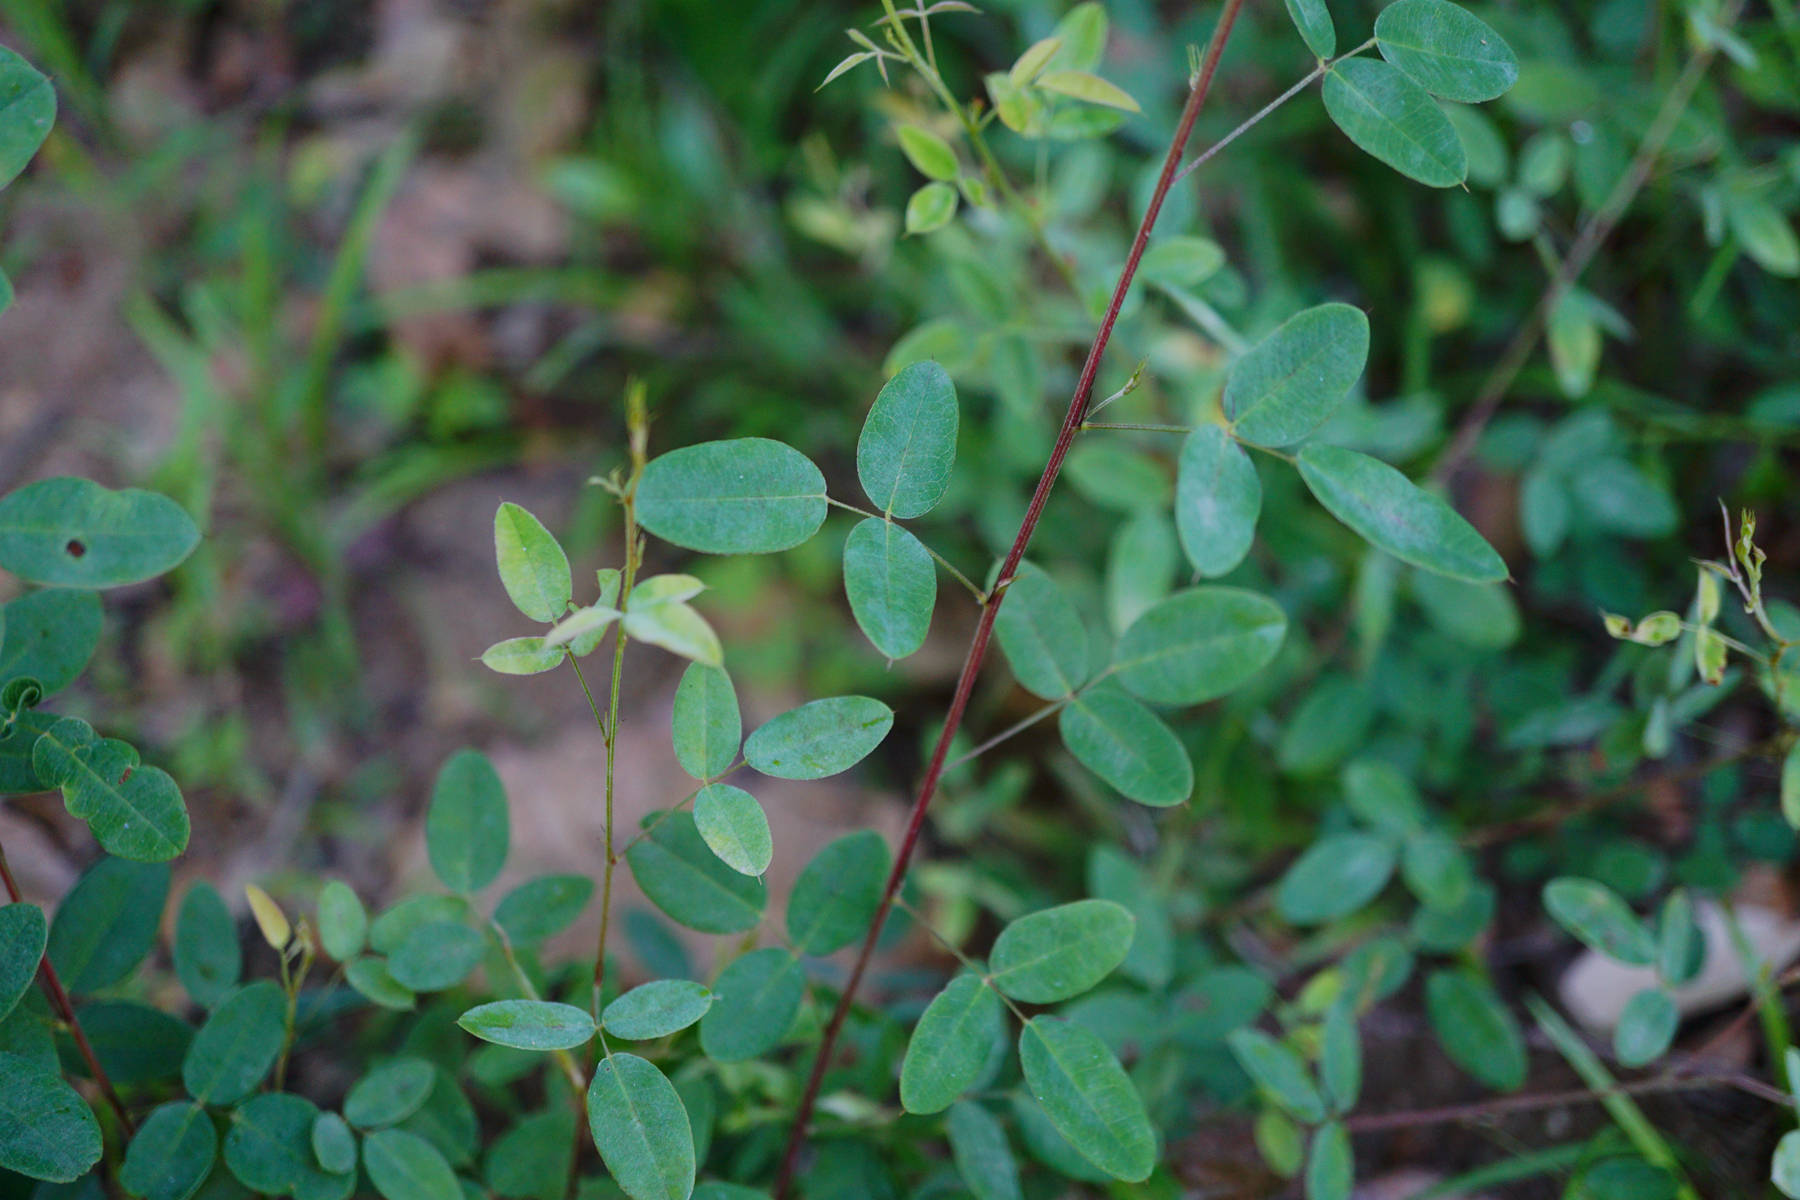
[121,1101,216,1200]
[1058,690,1193,807]
[1304,1122,1353,1200]
[1284,0,1336,57]
[388,920,485,992]
[1613,988,1678,1067]
[586,1053,695,1200]
[1782,740,1800,830]
[603,980,713,1040]
[897,126,957,181]
[1410,572,1520,649]
[0,47,56,190]
[363,1128,461,1200]
[693,783,772,876]
[1275,833,1397,925]
[313,1113,357,1176]
[1226,1028,1326,1122]
[1225,305,1371,448]
[671,663,740,780]
[1086,846,1173,989]
[699,948,804,1062]
[480,637,563,676]
[1064,442,1171,511]
[346,1058,437,1129]
[1105,509,1176,634]
[1401,831,1473,910]
[905,182,959,235]
[1322,58,1467,188]
[626,811,766,934]
[1727,194,1800,277]
[787,830,889,956]
[173,883,240,1008]
[493,503,571,623]
[743,696,893,780]
[0,709,56,795]
[426,749,509,894]
[1375,0,1519,103]
[1342,760,1428,835]
[993,562,1089,699]
[1175,426,1261,577]
[1009,37,1063,86]
[638,439,827,555]
[346,958,416,1011]
[71,1000,192,1086]
[1320,1001,1361,1113]
[1775,1131,1800,1198]
[947,1101,1023,1200]
[33,716,189,860]
[182,981,286,1105]
[458,1000,596,1051]
[858,360,959,519]
[1656,889,1704,987]
[1139,235,1225,287]
[1297,444,1506,582]
[1035,70,1139,112]
[484,1109,571,1200]
[317,880,369,962]
[1111,587,1287,706]
[494,874,593,946]
[0,589,102,696]
[900,974,1003,1114]
[0,1050,100,1182]
[540,605,621,653]
[990,899,1134,1003]
[843,518,936,660]
[0,904,44,1024]
[223,1093,347,1198]
[47,856,168,994]
[0,477,200,588]
[1543,876,1655,966]
[622,600,722,667]
[1018,1018,1155,1182]
[1424,968,1525,1090]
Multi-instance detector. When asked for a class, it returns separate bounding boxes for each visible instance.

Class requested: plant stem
[1343,1068,1784,1134]
[0,842,135,1135]
[772,4,1247,1191]
[826,497,983,600]
[943,697,1069,772]
[488,916,588,1096]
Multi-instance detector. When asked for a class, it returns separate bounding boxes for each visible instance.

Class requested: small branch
[826,497,984,601]
[943,697,1069,772]
[1343,1070,1775,1134]
[1170,44,1363,186]
[1082,421,1192,434]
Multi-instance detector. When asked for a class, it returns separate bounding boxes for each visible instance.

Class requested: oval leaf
[1226,1028,1326,1123]
[586,1054,695,1200]
[0,588,102,696]
[743,696,893,781]
[672,663,740,780]
[1017,1018,1155,1182]
[693,783,772,876]
[33,716,189,861]
[1175,426,1261,577]
[1058,690,1193,807]
[1276,833,1398,925]
[363,1128,460,1200]
[1111,587,1287,706]
[173,883,240,1009]
[1543,876,1655,966]
[637,439,827,555]
[1424,968,1525,1090]
[1322,58,1467,188]
[900,974,1004,1115]
[1297,443,1507,582]
[121,1101,217,1200]
[1614,987,1678,1067]
[457,1000,596,1051]
[0,477,200,588]
[345,1058,436,1130]
[858,361,959,518]
[698,947,805,1062]
[1225,304,1371,448]
[0,1050,102,1182]
[990,899,1135,1003]
[0,903,46,1024]
[787,830,890,956]
[994,562,1089,700]
[47,856,168,994]
[1284,0,1336,57]
[494,874,593,946]
[843,518,936,660]
[493,503,571,623]
[182,981,286,1105]
[426,749,509,894]
[626,811,766,934]
[603,980,713,1041]
[1375,0,1519,103]
[0,47,56,190]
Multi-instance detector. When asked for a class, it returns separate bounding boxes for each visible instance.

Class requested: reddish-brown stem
[772,4,1246,1192]
[0,843,136,1135]
[1343,1069,1784,1134]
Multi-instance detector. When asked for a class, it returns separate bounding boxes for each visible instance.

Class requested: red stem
[773,4,1246,1192]
[0,843,135,1135]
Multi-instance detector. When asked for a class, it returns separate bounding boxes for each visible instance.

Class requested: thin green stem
[825,497,985,601]
[1172,39,1373,185]
[1082,421,1193,434]
[1237,439,1299,465]
[894,896,1029,1024]
[488,916,587,1096]
[944,697,1069,771]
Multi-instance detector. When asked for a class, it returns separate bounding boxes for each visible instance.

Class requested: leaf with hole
[1322,58,1466,188]
[1297,444,1506,582]
[994,562,1089,699]
[1058,690,1193,807]
[693,783,772,876]
[1018,1018,1155,1182]
[744,695,893,780]
[603,980,713,1041]
[33,716,189,861]
[626,811,766,934]
[672,663,740,780]
[458,1000,596,1051]
[1225,304,1370,448]
[1175,426,1261,577]
[1375,0,1518,103]
[990,899,1134,1003]
[858,360,958,519]
[843,518,936,660]
[121,1101,216,1200]
[1111,587,1287,706]
[787,830,889,956]
[638,439,827,555]
[0,477,200,588]
[426,749,509,893]
[586,1053,695,1200]
[900,974,1004,1115]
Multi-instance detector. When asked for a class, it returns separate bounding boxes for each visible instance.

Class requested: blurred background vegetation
[2,0,1798,1192]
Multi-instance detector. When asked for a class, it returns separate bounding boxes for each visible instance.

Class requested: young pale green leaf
[1297,444,1507,582]
[787,830,889,956]
[1276,833,1398,925]
[0,1050,102,1182]
[905,183,959,235]
[540,605,622,652]
[603,980,713,1040]
[900,974,1004,1114]
[388,920,485,992]
[699,948,805,1061]
[1058,690,1193,807]
[1542,876,1655,965]
[1322,58,1467,188]
[493,503,571,623]
[743,696,893,780]
[993,562,1089,699]
[693,783,772,876]
[222,1093,343,1198]
[480,637,563,675]
[182,981,286,1105]
[0,588,102,696]
[1018,1018,1155,1182]
[458,1000,596,1051]
[317,880,369,962]
[47,856,168,994]
[1035,70,1138,112]
[121,1100,216,1200]
[637,438,827,555]
[1225,304,1370,448]
[313,1113,356,1176]
[1375,0,1519,103]
[947,1101,1023,1200]
[857,360,959,519]
[426,749,509,893]
[346,958,416,1011]
[494,874,593,945]
[1175,426,1261,577]
[672,663,741,779]
[1111,587,1287,706]
[1777,1131,1800,1198]
[33,717,189,861]
[173,883,240,1008]
[1614,988,1678,1067]
[1284,0,1336,57]
[626,811,766,934]
[1304,1122,1353,1200]
[622,600,722,667]
[586,1054,695,1200]
[345,1058,437,1129]
[1320,1001,1361,1113]
[1226,1028,1326,1122]
[1424,969,1525,1090]
[363,1128,461,1200]
[843,518,936,660]
[0,47,55,190]
[990,899,1135,1003]
[0,477,200,588]
[0,904,45,1024]
[897,125,958,181]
